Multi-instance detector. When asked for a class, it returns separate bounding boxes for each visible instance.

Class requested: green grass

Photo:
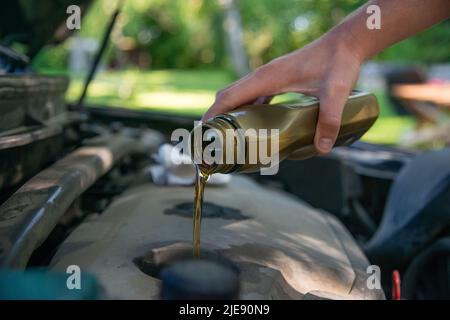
[360,89,415,145]
[66,69,235,115]
[64,69,415,145]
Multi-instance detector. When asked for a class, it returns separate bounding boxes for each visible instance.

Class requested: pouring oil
[192,165,210,257]
[190,91,379,257]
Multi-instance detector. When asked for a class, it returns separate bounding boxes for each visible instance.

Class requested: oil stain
[164,201,249,220]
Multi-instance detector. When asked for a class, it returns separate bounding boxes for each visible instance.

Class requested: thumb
[314,87,350,154]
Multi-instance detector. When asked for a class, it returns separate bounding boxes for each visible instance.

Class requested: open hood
[0,0,92,59]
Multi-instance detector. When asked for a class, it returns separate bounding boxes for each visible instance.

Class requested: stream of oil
[192,165,211,257]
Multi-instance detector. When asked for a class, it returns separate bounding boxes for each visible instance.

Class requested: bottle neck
[190,116,243,175]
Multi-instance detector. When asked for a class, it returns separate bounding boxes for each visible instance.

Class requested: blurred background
[30,0,450,147]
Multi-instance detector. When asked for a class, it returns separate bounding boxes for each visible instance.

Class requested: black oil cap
[160,259,239,300]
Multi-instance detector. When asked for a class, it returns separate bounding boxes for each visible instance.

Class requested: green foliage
[117,0,225,68]
[32,0,450,72]
[237,0,363,66]
[377,21,450,63]
[32,44,69,71]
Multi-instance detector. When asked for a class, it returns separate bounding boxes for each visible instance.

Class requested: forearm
[204,0,450,153]
[326,0,450,62]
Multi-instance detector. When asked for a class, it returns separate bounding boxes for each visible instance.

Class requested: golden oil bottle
[191,90,379,175]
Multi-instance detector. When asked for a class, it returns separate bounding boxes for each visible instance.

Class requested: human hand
[202,35,363,154]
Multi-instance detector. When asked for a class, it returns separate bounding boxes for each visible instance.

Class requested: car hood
[0,0,93,58]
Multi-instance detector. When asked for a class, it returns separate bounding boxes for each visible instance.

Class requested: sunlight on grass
[361,116,416,144]
[135,91,214,109]
[66,69,232,114]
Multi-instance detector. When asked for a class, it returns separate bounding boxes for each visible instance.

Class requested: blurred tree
[221,0,250,77]
[117,0,225,68]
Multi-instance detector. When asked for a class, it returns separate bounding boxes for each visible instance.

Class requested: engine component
[0,74,74,191]
[0,133,146,269]
[402,237,450,299]
[365,148,450,272]
[49,175,385,300]
[160,259,239,300]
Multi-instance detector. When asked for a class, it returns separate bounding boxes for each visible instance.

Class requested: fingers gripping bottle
[191,90,379,175]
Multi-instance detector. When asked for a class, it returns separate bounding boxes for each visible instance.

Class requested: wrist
[322,22,368,65]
